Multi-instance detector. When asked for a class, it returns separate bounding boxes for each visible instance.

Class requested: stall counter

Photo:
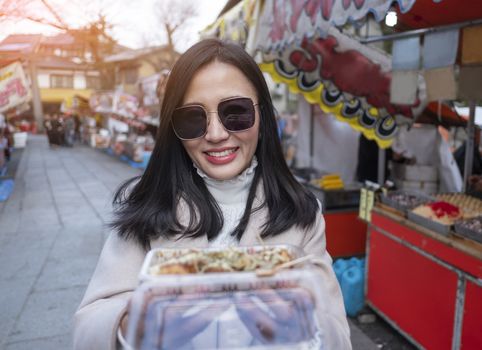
[366,206,482,350]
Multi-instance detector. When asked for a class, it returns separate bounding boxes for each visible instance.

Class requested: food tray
[454,218,482,244]
[125,269,326,350]
[139,245,305,282]
[380,190,435,215]
[407,211,451,236]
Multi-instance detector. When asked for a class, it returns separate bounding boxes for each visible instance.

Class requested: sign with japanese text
[0,62,32,113]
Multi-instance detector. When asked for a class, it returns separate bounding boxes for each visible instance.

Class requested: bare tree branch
[152,0,198,66]
[40,0,68,29]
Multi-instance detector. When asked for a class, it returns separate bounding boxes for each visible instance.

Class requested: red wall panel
[367,229,458,350]
[461,281,482,350]
[372,212,482,278]
[325,211,367,258]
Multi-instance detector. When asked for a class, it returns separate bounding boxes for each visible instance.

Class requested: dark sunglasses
[171,97,258,140]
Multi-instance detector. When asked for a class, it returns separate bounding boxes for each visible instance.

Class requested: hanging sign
[259,33,426,148]
[256,0,417,52]
[204,0,432,147]
[0,62,32,113]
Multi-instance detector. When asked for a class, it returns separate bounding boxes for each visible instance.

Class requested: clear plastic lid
[139,245,305,282]
[125,268,325,350]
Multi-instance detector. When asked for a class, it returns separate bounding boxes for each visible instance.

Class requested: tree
[152,0,198,68]
[0,0,68,30]
[0,0,121,129]
[0,0,119,88]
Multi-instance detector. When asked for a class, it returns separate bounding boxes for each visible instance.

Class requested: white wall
[74,74,86,89]
[37,73,50,88]
[296,96,360,183]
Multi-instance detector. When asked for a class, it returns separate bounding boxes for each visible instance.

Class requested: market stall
[0,61,32,151]
[360,1,482,348]
[367,198,482,350]
[88,90,154,167]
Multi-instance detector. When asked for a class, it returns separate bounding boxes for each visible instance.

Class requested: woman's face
[179,61,260,181]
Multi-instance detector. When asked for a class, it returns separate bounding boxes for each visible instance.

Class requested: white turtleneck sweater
[189,158,258,348]
[195,157,258,248]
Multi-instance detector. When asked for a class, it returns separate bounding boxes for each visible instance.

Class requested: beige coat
[73,194,351,350]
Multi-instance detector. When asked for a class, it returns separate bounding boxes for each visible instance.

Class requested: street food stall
[88,91,154,166]
[0,61,32,151]
[203,1,482,348]
[360,0,482,348]
[368,192,482,349]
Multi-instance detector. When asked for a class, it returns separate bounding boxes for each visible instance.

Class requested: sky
[0,0,229,52]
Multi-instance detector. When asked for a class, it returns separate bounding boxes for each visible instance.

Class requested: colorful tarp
[0,62,31,113]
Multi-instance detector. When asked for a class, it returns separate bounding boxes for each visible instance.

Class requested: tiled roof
[104,46,169,62]
[34,56,93,69]
[41,32,77,45]
[0,34,43,45]
[0,34,42,54]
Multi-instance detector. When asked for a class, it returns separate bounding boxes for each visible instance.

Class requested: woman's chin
[201,163,246,181]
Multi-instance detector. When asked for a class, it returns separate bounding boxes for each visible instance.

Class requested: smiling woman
[178,62,260,180]
[73,39,351,350]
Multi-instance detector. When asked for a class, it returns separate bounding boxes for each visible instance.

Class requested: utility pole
[27,58,44,133]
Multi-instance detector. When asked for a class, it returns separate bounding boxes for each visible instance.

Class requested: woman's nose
[204,112,229,142]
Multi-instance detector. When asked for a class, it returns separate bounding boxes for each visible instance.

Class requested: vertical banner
[0,62,32,113]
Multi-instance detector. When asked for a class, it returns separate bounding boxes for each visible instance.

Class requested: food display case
[124,245,327,350]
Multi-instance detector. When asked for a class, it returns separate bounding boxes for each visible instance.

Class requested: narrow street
[0,134,141,349]
[0,134,377,350]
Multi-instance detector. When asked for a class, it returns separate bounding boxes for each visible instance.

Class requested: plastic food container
[454,217,482,244]
[124,268,326,350]
[139,245,304,282]
[407,210,452,236]
[379,190,434,215]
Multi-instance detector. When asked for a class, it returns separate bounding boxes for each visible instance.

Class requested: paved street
[0,134,378,349]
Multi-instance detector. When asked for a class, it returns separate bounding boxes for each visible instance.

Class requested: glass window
[37,73,50,88]
[50,75,74,88]
[74,75,86,89]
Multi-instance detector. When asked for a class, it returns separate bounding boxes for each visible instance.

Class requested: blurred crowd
[43,114,81,148]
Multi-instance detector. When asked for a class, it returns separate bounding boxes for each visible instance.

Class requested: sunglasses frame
[171,96,259,141]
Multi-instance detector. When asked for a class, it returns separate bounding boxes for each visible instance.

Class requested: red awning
[416,102,467,127]
[397,0,482,29]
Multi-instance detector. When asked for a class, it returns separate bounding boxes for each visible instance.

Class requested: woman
[74,39,351,349]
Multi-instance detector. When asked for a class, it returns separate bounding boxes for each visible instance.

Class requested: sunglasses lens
[218,98,255,132]
[172,106,206,139]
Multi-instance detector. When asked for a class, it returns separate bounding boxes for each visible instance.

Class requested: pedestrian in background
[43,114,55,147]
[74,39,351,350]
[63,115,75,147]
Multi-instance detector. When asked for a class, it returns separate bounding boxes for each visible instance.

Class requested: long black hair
[111,39,319,250]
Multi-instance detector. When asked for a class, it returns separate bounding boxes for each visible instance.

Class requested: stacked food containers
[122,245,327,350]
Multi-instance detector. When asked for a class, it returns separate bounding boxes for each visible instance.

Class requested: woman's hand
[139,294,231,350]
[234,287,317,345]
